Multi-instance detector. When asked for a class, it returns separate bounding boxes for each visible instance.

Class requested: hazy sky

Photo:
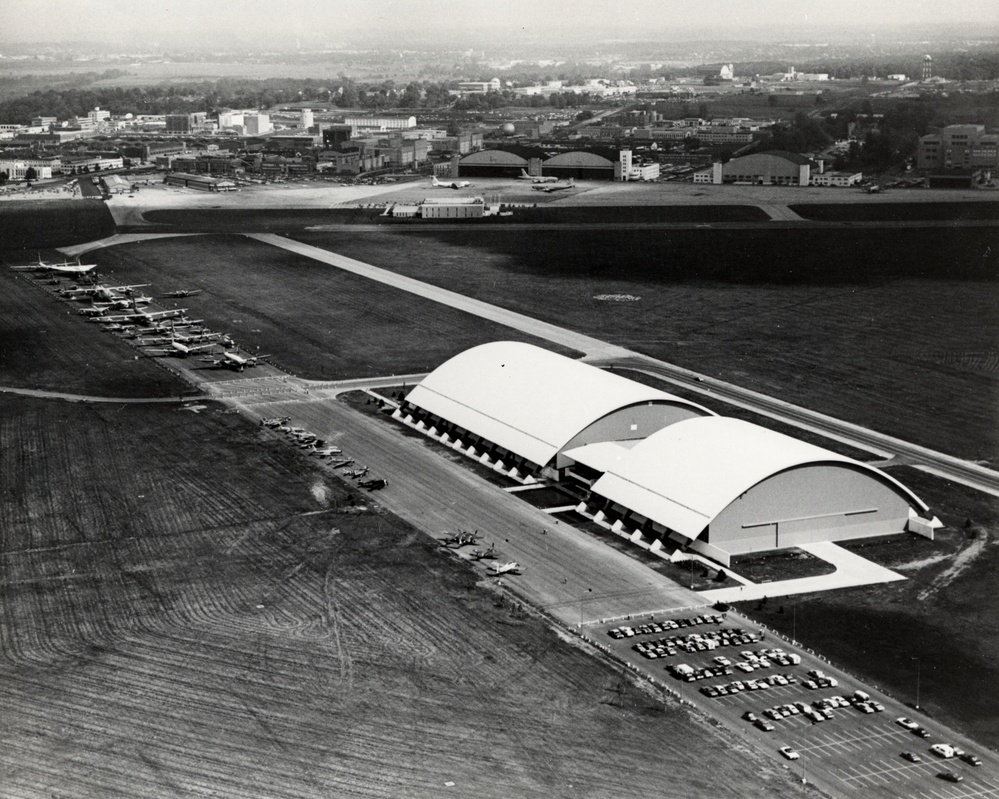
[3,0,998,44]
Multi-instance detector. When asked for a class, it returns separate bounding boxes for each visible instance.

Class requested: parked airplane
[99,307,188,325]
[63,283,149,300]
[328,459,354,469]
[517,169,558,183]
[311,446,344,458]
[160,289,203,298]
[358,477,388,491]
[488,561,523,575]
[438,531,480,548]
[432,176,471,189]
[9,255,97,274]
[143,340,217,357]
[532,178,575,193]
[344,467,369,479]
[470,544,498,560]
[199,350,269,371]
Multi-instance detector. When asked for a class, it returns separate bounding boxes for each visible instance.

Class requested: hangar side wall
[707,464,911,555]
[555,403,708,469]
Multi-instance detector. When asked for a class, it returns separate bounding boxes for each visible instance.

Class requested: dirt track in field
[0,395,802,799]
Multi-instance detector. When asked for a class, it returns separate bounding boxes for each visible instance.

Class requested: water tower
[922,55,932,81]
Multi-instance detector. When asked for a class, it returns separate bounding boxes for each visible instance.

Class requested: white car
[931,744,956,759]
[779,746,801,761]
[896,717,919,730]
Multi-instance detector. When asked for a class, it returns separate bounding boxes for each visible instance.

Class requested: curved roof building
[458,149,529,177]
[570,417,934,564]
[542,151,616,179]
[402,342,714,471]
[720,150,815,186]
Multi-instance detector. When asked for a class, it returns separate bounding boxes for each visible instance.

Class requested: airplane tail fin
[432,176,440,186]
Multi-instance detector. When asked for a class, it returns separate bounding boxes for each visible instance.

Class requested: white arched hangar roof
[582,416,931,538]
[404,341,714,468]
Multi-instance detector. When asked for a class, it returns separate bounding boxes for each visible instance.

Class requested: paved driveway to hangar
[590,613,999,799]
[233,393,704,626]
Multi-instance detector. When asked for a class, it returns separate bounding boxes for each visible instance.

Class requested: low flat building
[164,172,237,191]
[420,197,485,219]
[811,170,863,187]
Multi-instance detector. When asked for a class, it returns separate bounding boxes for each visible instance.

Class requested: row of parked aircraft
[33,264,269,374]
[8,255,97,274]
[260,419,388,491]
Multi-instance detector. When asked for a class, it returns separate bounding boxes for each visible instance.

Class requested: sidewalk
[698,541,905,603]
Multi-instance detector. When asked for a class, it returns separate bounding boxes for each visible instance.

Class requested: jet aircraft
[160,289,203,298]
[517,169,558,183]
[431,176,471,189]
[532,178,575,193]
[358,477,388,491]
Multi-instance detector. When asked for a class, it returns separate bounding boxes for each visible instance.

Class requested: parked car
[937,771,964,783]
[779,746,800,761]
[959,753,982,766]
[902,752,922,763]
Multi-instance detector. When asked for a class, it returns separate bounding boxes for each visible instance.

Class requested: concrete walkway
[757,203,806,222]
[698,541,906,603]
[60,232,203,257]
[0,385,183,403]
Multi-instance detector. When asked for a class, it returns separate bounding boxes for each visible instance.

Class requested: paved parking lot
[591,612,999,799]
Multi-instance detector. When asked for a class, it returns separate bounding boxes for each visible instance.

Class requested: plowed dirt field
[0,395,802,798]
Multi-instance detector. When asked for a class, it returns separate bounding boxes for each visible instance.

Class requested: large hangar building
[397,343,939,566]
[395,341,715,478]
[566,417,939,566]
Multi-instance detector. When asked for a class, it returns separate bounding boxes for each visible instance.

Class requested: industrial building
[397,343,939,567]
[917,125,999,171]
[457,149,529,177]
[163,172,237,191]
[694,151,814,186]
[396,342,715,477]
[419,197,485,219]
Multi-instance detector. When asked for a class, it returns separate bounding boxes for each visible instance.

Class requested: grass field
[292,227,998,463]
[81,235,581,380]
[0,393,804,799]
[789,201,999,222]
[0,201,115,249]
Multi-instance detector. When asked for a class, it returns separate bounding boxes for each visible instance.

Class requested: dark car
[959,753,982,766]
[901,752,921,763]
[912,727,931,738]
[938,771,964,783]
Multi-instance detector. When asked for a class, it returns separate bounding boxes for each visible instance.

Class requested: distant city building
[343,115,416,131]
[887,74,908,81]
[457,78,501,95]
[62,154,124,174]
[922,54,933,81]
[917,125,999,170]
[87,107,111,125]
[0,158,54,180]
[300,108,314,130]
[243,113,272,136]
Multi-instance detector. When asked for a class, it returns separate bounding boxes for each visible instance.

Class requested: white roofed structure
[571,417,936,566]
[401,342,714,474]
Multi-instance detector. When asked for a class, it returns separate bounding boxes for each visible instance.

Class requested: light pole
[912,656,921,710]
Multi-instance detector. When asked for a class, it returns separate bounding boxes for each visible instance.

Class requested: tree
[0,170,7,186]
[24,166,37,182]
[767,94,778,107]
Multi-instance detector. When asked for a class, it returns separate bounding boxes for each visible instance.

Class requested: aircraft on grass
[532,178,574,193]
[470,544,498,560]
[8,255,97,274]
[328,458,354,469]
[488,561,523,576]
[99,307,189,325]
[160,289,203,298]
[199,350,270,371]
[517,169,558,184]
[358,477,387,491]
[431,176,471,189]
[344,467,369,479]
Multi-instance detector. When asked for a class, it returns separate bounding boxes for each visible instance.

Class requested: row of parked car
[702,671,798,699]
[634,628,763,660]
[607,613,726,639]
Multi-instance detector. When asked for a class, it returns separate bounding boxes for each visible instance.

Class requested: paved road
[0,385,184,404]
[229,394,705,627]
